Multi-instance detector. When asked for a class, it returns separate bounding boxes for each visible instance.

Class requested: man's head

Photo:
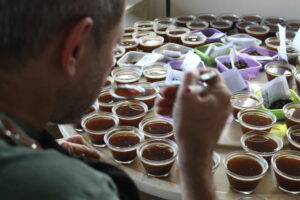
[0,0,125,126]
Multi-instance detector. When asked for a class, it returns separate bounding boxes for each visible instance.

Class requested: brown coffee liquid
[249,26,266,33]
[104,79,112,86]
[184,36,201,42]
[98,93,116,104]
[276,157,300,176]
[169,30,186,35]
[157,27,167,32]
[120,41,137,47]
[242,114,273,126]
[228,156,263,176]
[190,23,206,28]
[231,96,259,119]
[140,88,156,97]
[289,23,300,29]
[198,16,216,22]
[142,144,174,161]
[125,29,135,34]
[243,16,261,23]
[266,18,284,24]
[221,16,238,22]
[138,24,153,29]
[86,117,116,131]
[114,87,141,99]
[109,132,140,148]
[143,122,173,135]
[274,157,300,192]
[268,40,280,46]
[285,107,300,127]
[291,132,300,144]
[141,144,175,176]
[116,104,144,117]
[245,135,278,152]
[213,21,230,27]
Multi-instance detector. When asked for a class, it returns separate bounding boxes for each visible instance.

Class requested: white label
[162,50,182,58]
[260,76,290,108]
[206,42,233,58]
[209,32,225,39]
[229,48,238,69]
[135,53,161,66]
[251,56,273,61]
[181,51,202,72]
[278,24,288,62]
[221,68,247,93]
[292,29,300,52]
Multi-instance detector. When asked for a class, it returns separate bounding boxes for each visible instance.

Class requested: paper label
[166,64,184,83]
[260,76,290,108]
[206,42,233,58]
[229,48,238,69]
[278,24,288,62]
[181,51,202,72]
[136,53,162,66]
[292,29,300,52]
[251,56,273,61]
[209,32,225,39]
[221,68,248,93]
[162,50,182,58]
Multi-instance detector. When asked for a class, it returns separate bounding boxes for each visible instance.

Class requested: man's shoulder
[0,140,119,200]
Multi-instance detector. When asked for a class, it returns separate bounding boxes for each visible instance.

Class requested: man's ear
[61,17,94,78]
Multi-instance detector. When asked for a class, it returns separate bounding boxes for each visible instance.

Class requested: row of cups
[78,111,178,178]
[130,14,299,35]
[79,109,300,194]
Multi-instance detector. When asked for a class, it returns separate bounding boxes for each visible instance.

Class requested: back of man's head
[0,0,124,66]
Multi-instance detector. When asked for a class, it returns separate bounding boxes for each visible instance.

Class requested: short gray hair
[0,0,124,62]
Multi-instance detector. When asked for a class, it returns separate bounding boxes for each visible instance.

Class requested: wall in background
[150,0,300,20]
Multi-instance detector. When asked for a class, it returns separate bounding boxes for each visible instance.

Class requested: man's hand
[57,135,101,161]
[156,69,232,200]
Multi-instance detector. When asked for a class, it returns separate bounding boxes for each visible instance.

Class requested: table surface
[58,72,300,200]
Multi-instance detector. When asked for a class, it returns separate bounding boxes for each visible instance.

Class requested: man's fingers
[156,107,173,116]
[160,85,179,99]
[156,98,175,107]
[63,135,86,145]
[68,143,101,160]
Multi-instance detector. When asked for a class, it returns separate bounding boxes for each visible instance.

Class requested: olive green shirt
[0,114,119,200]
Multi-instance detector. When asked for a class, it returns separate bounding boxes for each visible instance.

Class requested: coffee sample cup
[105,126,144,164]
[196,13,217,23]
[283,102,300,128]
[139,35,164,52]
[166,26,190,44]
[245,24,270,40]
[112,101,148,127]
[181,32,207,48]
[175,15,196,27]
[134,20,154,31]
[137,139,178,178]
[241,131,283,163]
[238,109,276,134]
[223,151,268,194]
[210,19,233,33]
[82,112,119,147]
[271,150,300,194]
[286,125,300,151]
